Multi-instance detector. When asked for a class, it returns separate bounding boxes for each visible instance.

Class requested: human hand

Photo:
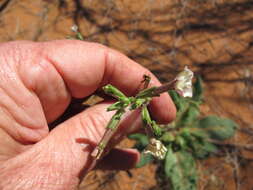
[0,40,176,190]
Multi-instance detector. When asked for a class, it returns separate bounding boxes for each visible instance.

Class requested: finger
[96,148,140,170]
[1,102,143,189]
[22,40,175,123]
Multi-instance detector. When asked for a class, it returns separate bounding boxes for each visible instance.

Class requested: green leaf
[177,103,200,128]
[196,116,238,141]
[107,101,123,111]
[103,84,129,104]
[192,76,203,102]
[175,135,187,149]
[128,133,149,150]
[169,90,186,113]
[151,121,163,137]
[179,128,217,159]
[189,129,208,139]
[130,98,147,110]
[76,32,84,40]
[191,140,217,159]
[160,132,175,143]
[141,106,152,125]
[202,141,217,154]
[169,91,201,129]
[136,152,154,168]
[165,147,197,190]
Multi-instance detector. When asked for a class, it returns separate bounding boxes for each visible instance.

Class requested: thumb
[1,102,142,190]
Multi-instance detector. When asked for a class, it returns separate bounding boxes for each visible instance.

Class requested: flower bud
[143,138,167,160]
[175,66,194,98]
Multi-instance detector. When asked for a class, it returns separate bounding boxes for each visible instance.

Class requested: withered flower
[175,66,194,98]
[143,138,167,160]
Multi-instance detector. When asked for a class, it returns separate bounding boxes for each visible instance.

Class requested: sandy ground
[0,0,253,189]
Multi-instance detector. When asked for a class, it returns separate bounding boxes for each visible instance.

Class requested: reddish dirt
[1,0,253,189]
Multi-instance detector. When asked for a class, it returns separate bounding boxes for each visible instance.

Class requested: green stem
[91,109,125,159]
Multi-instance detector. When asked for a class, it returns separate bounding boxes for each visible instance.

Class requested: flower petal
[175,66,194,98]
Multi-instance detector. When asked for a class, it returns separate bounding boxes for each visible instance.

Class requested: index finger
[41,40,176,123]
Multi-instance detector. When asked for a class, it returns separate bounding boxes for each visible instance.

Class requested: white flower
[175,66,194,98]
[71,25,78,32]
[143,138,167,160]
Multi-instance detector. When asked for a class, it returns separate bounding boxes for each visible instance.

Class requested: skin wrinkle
[79,111,103,143]
[2,166,75,190]
[0,105,46,144]
[54,132,81,174]
[0,43,40,123]
[84,107,114,141]
[91,118,105,142]
[0,52,47,143]
[0,90,21,140]
[0,128,24,161]
[33,157,68,189]
[0,85,39,130]
[83,117,101,143]
[40,153,74,188]
[94,114,107,140]
[0,138,76,190]
[40,133,86,188]
[72,104,111,144]
[0,93,41,143]
[80,117,96,144]
[68,141,82,172]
